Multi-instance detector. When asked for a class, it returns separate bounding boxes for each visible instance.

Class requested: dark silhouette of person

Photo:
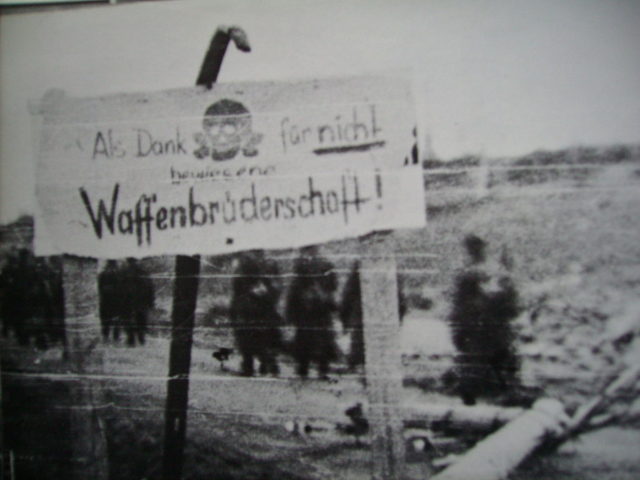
[1,250,67,352]
[339,261,407,371]
[1,249,41,346]
[449,235,520,405]
[229,250,282,376]
[484,275,520,393]
[98,259,122,341]
[286,246,338,379]
[1,249,25,340]
[41,256,67,354]
[121,258,154,346]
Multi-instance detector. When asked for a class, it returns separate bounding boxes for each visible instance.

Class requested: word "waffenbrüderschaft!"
[79,173,378,247]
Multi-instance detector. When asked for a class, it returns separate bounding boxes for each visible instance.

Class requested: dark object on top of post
[196,26,251,89]
[162,26,251,480]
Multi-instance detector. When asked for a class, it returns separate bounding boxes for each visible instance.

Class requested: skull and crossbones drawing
[194,99,263,161]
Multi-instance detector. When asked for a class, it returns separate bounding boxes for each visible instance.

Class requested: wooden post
[29,93,107,479]
[162,255,200,480]
[360,236,406,480]
[162,26,250,480]
[63,255,108,480]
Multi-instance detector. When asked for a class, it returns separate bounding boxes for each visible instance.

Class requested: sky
[1,0,639,223]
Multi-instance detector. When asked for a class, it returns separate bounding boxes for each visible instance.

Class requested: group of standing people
[228,235,521,401]
[0,249,66,351]
[1,237,520,400]
[98,258,155,347]
[230,246,404,378]
[230,246,341,378]
[1,252,155,350]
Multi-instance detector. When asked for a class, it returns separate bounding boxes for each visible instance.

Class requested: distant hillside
[423,143,640,193]
[425,144,640,169]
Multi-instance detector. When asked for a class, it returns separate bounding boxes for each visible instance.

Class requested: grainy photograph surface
[1,1,639,480]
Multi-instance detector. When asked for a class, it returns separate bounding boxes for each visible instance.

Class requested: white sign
[32,75,425,257]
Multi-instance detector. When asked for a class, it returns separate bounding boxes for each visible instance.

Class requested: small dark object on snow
[212,348,234,370]
[338,402,369,446]
[345,402,364,420]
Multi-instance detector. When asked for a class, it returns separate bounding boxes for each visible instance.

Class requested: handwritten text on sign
[33,76,424,257]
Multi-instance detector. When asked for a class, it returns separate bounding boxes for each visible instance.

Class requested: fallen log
[431,365,640,480]
[403,402,524,432]
[431,398,569,480]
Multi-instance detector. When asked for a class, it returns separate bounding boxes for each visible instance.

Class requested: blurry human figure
[339,261,407,371]
[0,250,67,352]
[229,250,282,376]
[484,274,520,393]
[27,253,50,349]
[41,256,67,355]
[449,235,520,405]
[286,246,338,379]
[98,259,122,341]
[122,258,154,346]
[1,249,24,339]
[1,250,42,346]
